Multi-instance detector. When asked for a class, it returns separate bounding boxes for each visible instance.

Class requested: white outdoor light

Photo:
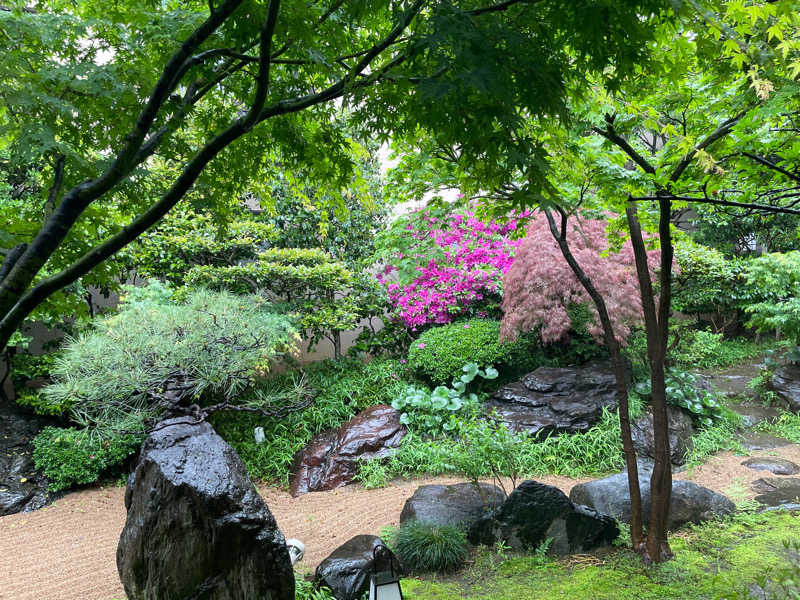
[254,427,266,444]
[368,544,403,600]
[286,539,305,565]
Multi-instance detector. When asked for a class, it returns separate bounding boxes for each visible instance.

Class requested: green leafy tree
[186,247,384,358]
[386,0,800,562]
[0,0,675,352]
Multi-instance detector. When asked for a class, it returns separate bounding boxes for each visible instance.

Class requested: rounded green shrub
[406,319,540,385]
[407,316,605,386]
[393,520,468,573]
[33,426,144,492]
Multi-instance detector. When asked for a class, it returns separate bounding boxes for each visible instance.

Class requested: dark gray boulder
[290,405,406,497]
[117,417,294,600]
[630,405,695,466]
[484,360,630,437]
[770,364,800,412]
[400,482,506,528]
[742,457,800,475]
[569,467,735,530]
[0,402,51,516]
[467,480,618,555]
[315,535,400,600]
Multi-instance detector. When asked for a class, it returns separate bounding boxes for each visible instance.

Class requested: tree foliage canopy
[0,0,674,349]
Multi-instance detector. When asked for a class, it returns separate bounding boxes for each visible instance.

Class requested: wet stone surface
[400,482,506,529]
[290,405,406,497]
[727,403,782,429]
[752,477,800,494]
[0,402,53,516]
[485,360,629,437]
[117,418,295,600]
[315,535,400,600]
[740,432,793,452]
[741,457,800,476]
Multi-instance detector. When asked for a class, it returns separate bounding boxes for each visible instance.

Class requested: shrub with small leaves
[393,521,468,573]
[407,319,542,386]
[33,426,144,492]
[42,284,298,435]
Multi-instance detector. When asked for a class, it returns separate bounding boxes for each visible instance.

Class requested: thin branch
[466,0,536,16]
[668,111,747,183]
[741,152,800,183]
[593,115,657,175]
[629,193,800,216]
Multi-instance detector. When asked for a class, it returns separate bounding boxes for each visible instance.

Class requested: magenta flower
[417,342,426,349]
[378,206,528,329]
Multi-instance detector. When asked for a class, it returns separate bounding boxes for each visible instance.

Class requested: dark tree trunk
[625,200,674,563]
[544,207,646,553]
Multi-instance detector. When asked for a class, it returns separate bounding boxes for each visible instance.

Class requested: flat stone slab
[752,477,800,493]
[727,403,782,429]
[741,432,793,451]
[742,457,800,475]
[754,488,800,508]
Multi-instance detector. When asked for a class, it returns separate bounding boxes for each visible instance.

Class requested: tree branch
[629,193,800,216]
[741,151,800,183]
[43,154,65,217]
[668,111,747,183]
[593,115,657,175]
[0,0,245,324]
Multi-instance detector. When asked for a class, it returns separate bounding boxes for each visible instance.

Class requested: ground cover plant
[397,511,800,599]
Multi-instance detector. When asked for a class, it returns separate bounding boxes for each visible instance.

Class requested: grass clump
[684,409,747,468]
[755,411,800,443]
[213,357,411,485]
[394,521,468,573]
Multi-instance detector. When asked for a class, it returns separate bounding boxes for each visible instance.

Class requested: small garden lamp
[369,544,403,600]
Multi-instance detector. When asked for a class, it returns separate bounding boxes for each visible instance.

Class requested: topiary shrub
[393,521,468,573]
[406,319,541,385]
[407,316,604,386]
[33,426,143,492]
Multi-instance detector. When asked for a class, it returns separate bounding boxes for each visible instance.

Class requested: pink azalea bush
[500,213,659,345]
[379,208,525,329]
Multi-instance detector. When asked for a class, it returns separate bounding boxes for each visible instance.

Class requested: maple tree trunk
[544,208,645,552]
[626,199,674,563]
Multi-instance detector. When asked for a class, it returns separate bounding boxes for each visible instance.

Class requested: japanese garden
[1,0,800,598]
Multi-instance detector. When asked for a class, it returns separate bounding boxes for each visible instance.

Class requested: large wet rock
[569,466,735,530]
[0,402,51,516]
[117,417,294,600]
[400,482,506,528]
[485,360,629,436]
[467,480,619,555]
[770,364,800,412]
[742,457,800,475]
[630,405,695,466]
[315,535,400,600]
[290,405,406,497]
